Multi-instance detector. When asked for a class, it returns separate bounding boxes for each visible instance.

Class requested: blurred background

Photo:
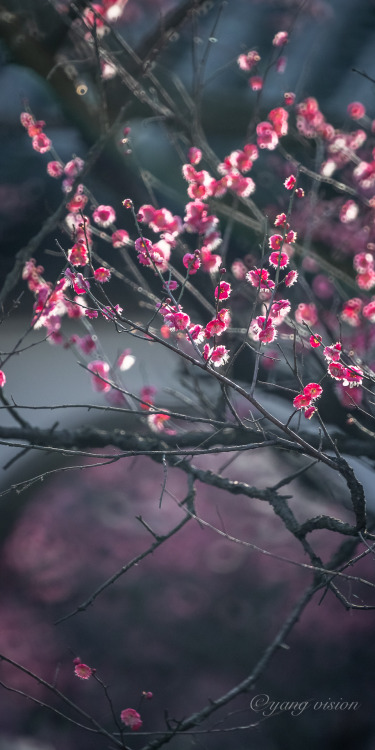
[1,1,375,749]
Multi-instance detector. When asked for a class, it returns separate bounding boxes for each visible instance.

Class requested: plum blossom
[293,393,312,410]
[147,413,176,435]
[256,121,278,150]
[93,205,116,227]
[247,268,275,290]
[68,242,89,267]
[237,50,260,71]
[32,133,51,153]
[0,370,6,388]
[273,31,288,47]
[295,303,318,326]
[188,147,202,165]
[251,316,277,344]
[111,229,130,247]
[88,361,111,392]
[323,342,342,362]
[94,267,111,283]
[249,76,263,91]
[47,161,64,178]
[342,366,363,388]
[341,298,363,327]
[284,175,296,190]
[117,350,135,371]
[268,108,289,137]
[310,333,322,348]
[269,251,289,268]
[304,406,317,419]
[215,281,231,300]
[347,101,366,120]
[284,92,296,106]
[203,344,230,367]
[74,663,94,680]
[303,382,323,400]
[183,253,201,274]
[120,708,143,731]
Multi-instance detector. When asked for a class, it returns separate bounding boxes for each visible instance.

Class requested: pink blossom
[353,252,374,274]
[269,251,289,269]
[293,393,312,410]
[20,112,34,129]
[356,270,375,290]
[205,317,226,338]
[140,386,156,410]
[215,281,231,300]
[147,413,176,435]
[73,334,97,355]
[32,133,52,153]
[284,271,298,287]
[273,31,288,47]
[347,101,366,120]
[85,309,98,319]
[295,188,305,198]
[94,267,111,283]
[285,230,297,244]
[295,303,318,326]
[251,316,277,344]
[363,300,375,322]
[249,76,263,91]
[269,299,290,321]
[274,213,287,227]
[276,56,287,74]
[165,311,191,332]
[74,663,94,680]
[284,174,296,190]
[256,121,278,150]
[66,190,88,213]
[120,708,143,731]
[93,205,116,228]
[200,248,222,273]
[303,382,323,400]
[72,273,90,295]
[203,344,229,367]
[111,229,130,247]
[47,161,64,178]
[304,406,317,419]
[231,260,247,280]
[268,234,283,250]
[340,200,359,223]
[237,50,260,71]
[342,366,363,388]
[183,253,201,274]
[247,267,275,290]
[341,298,363,327]
[226,173,255,197]
[102,304,123,320]
[64,157,84,178]
[268,107,289,137]
[284,92,295,106]
[187,324,205,344]
[310,333,322,348]
[88,360,111,392]
[122,198,133,209]
[328,362,346,381]
[0,370,6,388]
[323,342,342,362]
[117,350,135,371]
[188,147,202,165]
[68,242,89,267]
